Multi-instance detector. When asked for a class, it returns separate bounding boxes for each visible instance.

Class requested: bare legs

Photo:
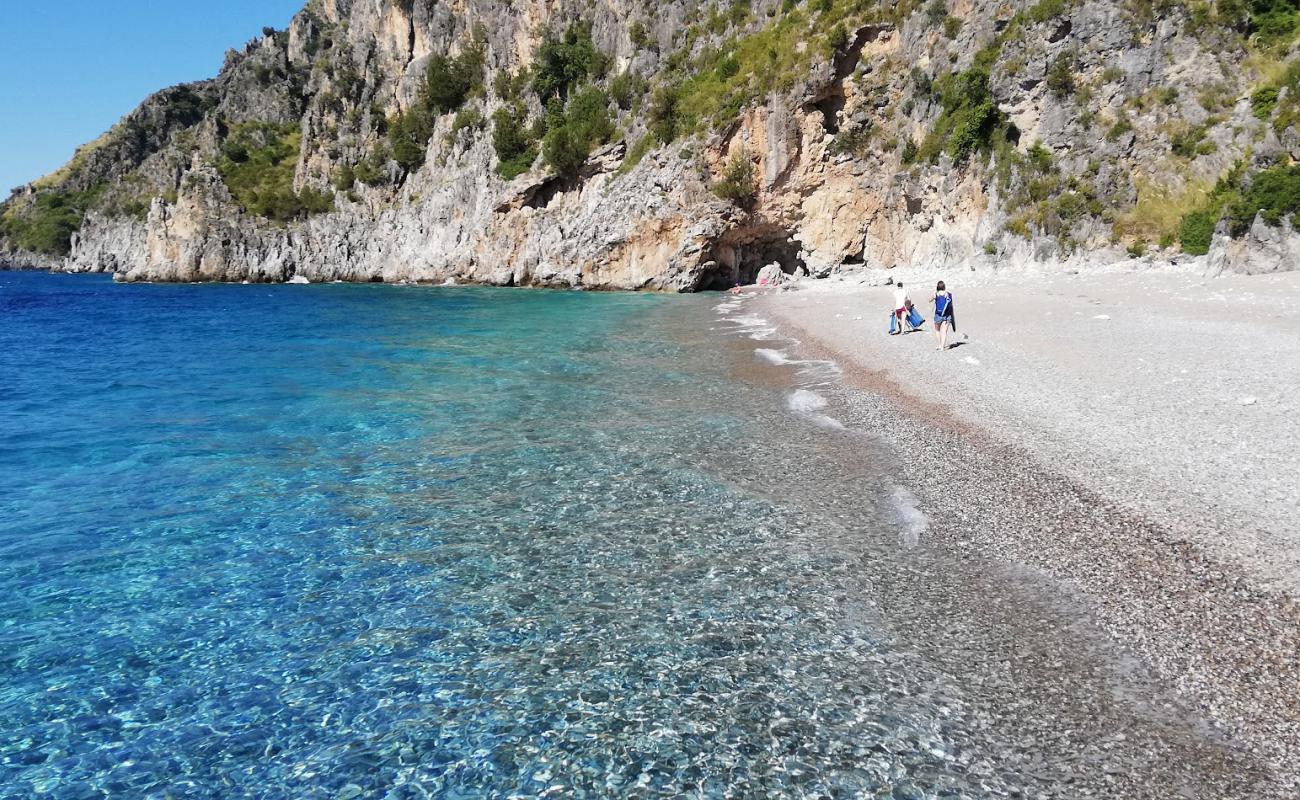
[935,320,949,350]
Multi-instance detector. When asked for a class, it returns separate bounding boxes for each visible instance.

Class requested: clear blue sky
[0,1,305,194]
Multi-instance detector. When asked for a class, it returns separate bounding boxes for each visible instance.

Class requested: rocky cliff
[4,0,1300,289]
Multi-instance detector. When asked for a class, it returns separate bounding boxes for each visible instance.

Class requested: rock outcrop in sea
[4,0,1300,288]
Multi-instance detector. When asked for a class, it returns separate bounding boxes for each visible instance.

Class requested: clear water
[0,272,1228,799]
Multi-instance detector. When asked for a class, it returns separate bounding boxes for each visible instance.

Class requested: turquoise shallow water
[0,271,1024,798]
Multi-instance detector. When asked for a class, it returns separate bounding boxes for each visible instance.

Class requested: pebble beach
[752,268,1300,795]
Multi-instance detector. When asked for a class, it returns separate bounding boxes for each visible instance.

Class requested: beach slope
[755,269,1300,788]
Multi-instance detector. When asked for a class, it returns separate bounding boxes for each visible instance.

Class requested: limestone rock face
[128,166,297,284]
[0,249,61,272]
[1207,215,1300,277]
[6,0,1299,286]
[66,216,147,275]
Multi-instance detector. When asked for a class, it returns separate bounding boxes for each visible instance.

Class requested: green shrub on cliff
[917,65,1007,164]
[1169,122,1216,159]
[924,0,947,25]
[1107,114,1133,140]
[542,126,586,175]
[333,163,356,191]
[1178,209,1218,254]
[712,148,757,204]
[1175,163,1243,253]
[388,106,434,169]
[629,20,651,49]
[353,147,389,186]
[161,86,211,129]
[217,122,334,223]
[1250,0,1300,47]
[565,88,614,147]
[426,31,486,114]
[1251,85,1280,119]
[826,23,849,58]
[900,136,919,163]
[1225,163,1300,234]
[492,103,538,179]
[0,187,102,255]
[830,122,873,157]
[533,22,609,102]
[296,187,335,215]
[610,70,647,110]
[649,85,682,144]
[1045,51,1076,97]
[543,86,614,173]
[450,108,484,136]
[1250,60,1300,132]
[1026,0,1070,24]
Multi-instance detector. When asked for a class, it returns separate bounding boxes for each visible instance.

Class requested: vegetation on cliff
[0,187,102,256]
[491,104,538,179]
[486,22,615,177]
[217,123,333,223]
[712,147,758,203]
[6,0,1300,272]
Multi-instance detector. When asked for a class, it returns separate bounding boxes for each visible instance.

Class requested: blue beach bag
[887,309,926,334]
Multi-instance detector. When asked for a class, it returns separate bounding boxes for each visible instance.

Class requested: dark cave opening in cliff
[522,174,579,210]
[814,92,846,135]
[698,225,805,290]
[809,23,889,135]
[803,73,849,136]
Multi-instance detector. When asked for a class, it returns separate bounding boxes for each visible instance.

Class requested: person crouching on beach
[931,280,955,350]
[891,282,912,335]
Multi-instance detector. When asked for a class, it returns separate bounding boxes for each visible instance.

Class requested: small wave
[891,487,929,548]
[784,390,845,429]
[806,413,844,430]
[723,313,769,328]
[794,361,842,386]
[786,389,828,413]
[756,350,844,386]
[754,348,793,365]
[720,313,780,341]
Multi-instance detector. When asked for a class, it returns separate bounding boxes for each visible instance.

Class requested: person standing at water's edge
[892,282,912,335]
[931,281,955,350]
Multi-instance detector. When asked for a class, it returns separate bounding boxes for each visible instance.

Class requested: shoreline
[748,272,1300,794]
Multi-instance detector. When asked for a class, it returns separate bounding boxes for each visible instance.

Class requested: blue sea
[0,271,1231,799]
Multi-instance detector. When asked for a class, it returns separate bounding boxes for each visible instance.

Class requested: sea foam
[786,389,829,412]
[891,487,929,548]
[754,348,794,365]
[785,390,845,429]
